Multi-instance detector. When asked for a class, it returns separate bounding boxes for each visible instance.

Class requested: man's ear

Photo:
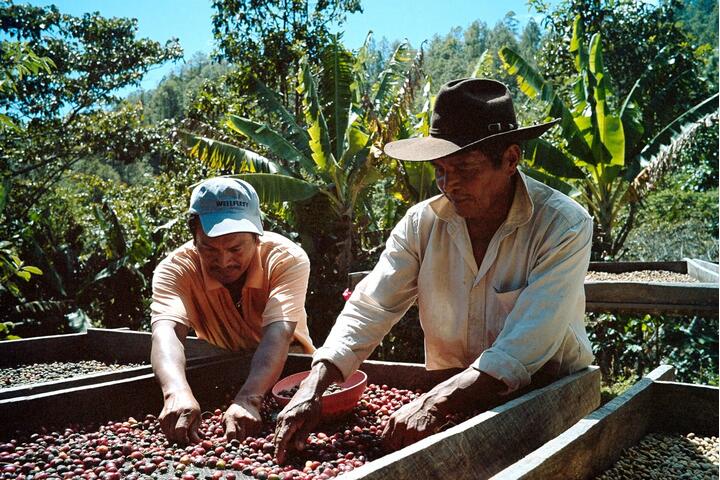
[503,144,521,175]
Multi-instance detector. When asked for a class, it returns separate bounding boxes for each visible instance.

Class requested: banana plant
[499,16,719,259]
[182,35,425,273]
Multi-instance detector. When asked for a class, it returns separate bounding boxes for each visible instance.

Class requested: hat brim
[200,213,264,238]
[384,119,561,162]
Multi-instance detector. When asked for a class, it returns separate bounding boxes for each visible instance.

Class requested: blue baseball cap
[189,177,264,237]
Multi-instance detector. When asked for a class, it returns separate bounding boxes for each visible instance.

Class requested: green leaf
[21,265,43,275]
[180,131,287,174]
[524,139,585,179]
[0,176,9,215]
[499,46,595,164]
[640,93,720,163]
[248,75,313,161]
[470,50,495,78]
[570,16,588,74]
[373,40,413,116]
[520,166,580,197]
[339,120,370,169]
[231,173,320,204]
[319,37,354,160]
[402,160,438,202]
[226,115,312,173]
[298,58,336,180]
[15,270,31,281]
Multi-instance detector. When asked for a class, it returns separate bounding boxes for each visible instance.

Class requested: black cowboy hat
[384,78,560,161]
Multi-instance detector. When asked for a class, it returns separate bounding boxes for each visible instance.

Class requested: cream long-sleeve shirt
[313,172,595,393]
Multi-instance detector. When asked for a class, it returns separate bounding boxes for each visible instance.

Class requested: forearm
[426,367,506,415]
[236,323,296,403]
[300,360,344,397]
[151,325,191,398]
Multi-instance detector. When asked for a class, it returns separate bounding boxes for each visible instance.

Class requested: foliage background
[1,0,717,387]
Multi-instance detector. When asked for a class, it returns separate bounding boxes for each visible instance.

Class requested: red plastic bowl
[272,370,367,419]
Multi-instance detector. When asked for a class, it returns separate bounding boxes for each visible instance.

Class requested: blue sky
[28,0,550,92]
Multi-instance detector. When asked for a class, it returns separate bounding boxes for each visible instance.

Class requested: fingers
[224,415,247,443]
[159,411,177,443]
[292,421,314,452]
[381,416,400,451]
[175,412,193,445]
[188,416,202,444]
[274,416,302,465]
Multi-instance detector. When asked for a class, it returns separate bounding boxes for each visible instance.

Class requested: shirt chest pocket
[487,285,526,338]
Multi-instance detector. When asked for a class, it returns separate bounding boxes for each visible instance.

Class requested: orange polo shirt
[151,231,314,353]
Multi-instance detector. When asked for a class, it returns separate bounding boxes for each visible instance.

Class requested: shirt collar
[199,242,265,291]
[429,171,535,229]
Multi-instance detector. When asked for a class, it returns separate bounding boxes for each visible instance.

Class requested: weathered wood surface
[585,301,719,316]
[0,328,233,367]
[584,282,718,306]
[492,365,719,480]
[686,258,719,283]
[587,261,688,274]
[0,353,254,439]
[0,329,235,401]
[349,259,719,316]
[342,367,601,480]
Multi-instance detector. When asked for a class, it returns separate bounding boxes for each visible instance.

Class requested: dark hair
[188,213,201,242]
[472,141,523,168]
[188,213,260,244]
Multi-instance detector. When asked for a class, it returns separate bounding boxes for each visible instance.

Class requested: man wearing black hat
[273,78,594,460]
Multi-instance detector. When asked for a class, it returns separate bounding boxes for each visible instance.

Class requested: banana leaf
[640,93,719,162]
[298,58,336,179]
[319,38,354,160]
[248,75,312,161]
[180,131,288,175]
[520,166,580,197]
[231,173,320,204]
[226,115,313,173]
[499,46,596,165]
[524,139,585,179]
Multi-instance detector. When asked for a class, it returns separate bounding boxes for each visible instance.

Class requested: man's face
[431,146,519,220]
[195,229,258,285]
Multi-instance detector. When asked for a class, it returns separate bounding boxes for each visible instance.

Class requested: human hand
[158,389,202,445]
[223,395,263,441]
[380,392,446,451]
[273,383,323,464]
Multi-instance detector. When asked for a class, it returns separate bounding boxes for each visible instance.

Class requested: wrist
[163,385,193,401]
[302,361,342,396]
[234,392,264,409]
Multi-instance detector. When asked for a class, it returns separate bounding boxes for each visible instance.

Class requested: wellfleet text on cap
[189,177,264,237]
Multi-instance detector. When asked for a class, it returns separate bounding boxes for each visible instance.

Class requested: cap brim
[384,119,561,161]
[200,213,263,237]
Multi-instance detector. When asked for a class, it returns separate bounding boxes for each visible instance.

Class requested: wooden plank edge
[644,364,676,381]
[0,354,232,401]
[343,367,600,480]
[491,375,657,480]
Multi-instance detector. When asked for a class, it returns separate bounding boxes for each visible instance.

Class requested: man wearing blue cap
[151,177,314,444]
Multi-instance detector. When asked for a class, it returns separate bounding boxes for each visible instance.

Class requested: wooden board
[0,328,232,367]
[341,366,601,480]
[0,328,234,401]
[492,365,720,480]
[349,258,720,316]
[0,353,254,439]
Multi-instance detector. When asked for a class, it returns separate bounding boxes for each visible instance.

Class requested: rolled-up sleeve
[262,249,310,325]
[150,259,194,327]
[312,211,421,380]
[473,215,593,392]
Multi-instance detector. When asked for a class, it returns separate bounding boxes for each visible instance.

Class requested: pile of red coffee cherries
[1,383,433,480]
